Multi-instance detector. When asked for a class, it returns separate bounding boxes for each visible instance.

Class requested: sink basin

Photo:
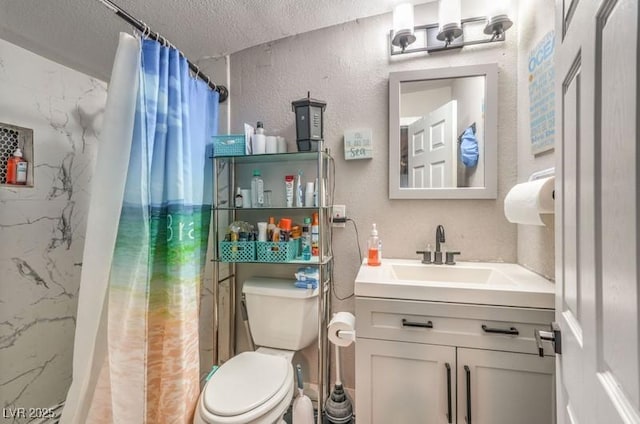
[355,258,555,308]
[391,264,514,285]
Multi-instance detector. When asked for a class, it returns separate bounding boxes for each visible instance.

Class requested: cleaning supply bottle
[251,169,264,207]
[253,121,266,154]
[234,187,244,208]
[311,212,319,257]
[267,216,277,241]
[6,148,28,185]
[302,217,312,260]
[367,223,381,266]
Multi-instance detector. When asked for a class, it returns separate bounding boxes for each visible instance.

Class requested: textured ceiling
[0,0,433,84]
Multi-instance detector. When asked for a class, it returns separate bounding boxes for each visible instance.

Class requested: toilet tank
[242,277,319,351]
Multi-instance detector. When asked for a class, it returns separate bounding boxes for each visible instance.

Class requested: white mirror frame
[389,63,498,199]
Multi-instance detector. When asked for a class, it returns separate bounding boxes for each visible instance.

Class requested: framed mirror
[389,63,498,199]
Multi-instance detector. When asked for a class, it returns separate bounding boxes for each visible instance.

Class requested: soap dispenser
[367,223,381,266]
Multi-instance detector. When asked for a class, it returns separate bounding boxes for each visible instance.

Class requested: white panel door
[355,338,456,424]
[407,101,457,188]
[457,348,555,424]
[555,0,639,423]
[408,116,428,188]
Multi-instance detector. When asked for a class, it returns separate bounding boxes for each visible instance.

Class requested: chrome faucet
[434,225,446,264]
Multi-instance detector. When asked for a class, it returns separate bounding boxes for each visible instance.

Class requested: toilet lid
[203,351,290,417]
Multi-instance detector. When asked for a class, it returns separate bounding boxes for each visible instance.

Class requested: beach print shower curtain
[61,34,218,424]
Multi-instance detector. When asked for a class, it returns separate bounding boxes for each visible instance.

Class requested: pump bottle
[367,223,381,266]
[6,148,27,185]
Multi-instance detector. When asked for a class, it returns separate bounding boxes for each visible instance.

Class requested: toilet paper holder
[529,167,555,181]
[529,167,555,199]
[529,166,556,200]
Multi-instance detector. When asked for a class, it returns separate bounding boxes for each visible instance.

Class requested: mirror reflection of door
[407,101,457,188]
[400,76,484,189]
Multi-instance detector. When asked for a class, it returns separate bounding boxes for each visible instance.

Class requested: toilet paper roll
[277,136,287,153]
[504,176,555,226]
[266,136,278,154]
[328,312,356,347]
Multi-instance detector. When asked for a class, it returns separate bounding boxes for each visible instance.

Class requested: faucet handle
[416,250,432,264]
[445,251,461,265]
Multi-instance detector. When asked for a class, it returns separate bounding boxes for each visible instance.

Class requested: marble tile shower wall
[0,38,107,422]
[0,39,218,422]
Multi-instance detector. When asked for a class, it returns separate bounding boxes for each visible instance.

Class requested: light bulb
[437,0,462,43]
[392,3,416,49]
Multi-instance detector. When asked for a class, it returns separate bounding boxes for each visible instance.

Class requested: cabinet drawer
[356,297,555,355]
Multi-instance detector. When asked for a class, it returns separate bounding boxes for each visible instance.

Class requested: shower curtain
[61,33,218,424]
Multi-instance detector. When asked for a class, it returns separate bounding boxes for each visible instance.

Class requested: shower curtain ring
[141,23,150,39]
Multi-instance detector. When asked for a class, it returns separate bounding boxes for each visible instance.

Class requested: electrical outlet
[332,204,346,228]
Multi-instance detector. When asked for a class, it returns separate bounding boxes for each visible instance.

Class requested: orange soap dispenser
[6,147,28,185]
[367,223,381,266]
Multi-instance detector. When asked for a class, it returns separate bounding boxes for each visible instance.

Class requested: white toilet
[194,277,319,424]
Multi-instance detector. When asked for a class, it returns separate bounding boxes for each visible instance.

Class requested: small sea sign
[344,128,373,160]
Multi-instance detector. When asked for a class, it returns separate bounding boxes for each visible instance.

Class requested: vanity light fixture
[391,3,417,51]
[484,0,513,39]
[436,0,462,45]
[389,0,514,56]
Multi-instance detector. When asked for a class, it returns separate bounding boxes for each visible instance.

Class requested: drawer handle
[445,363,452,423]
[402,318,433,329]
[465,365,472,424]
[481,324,519,335]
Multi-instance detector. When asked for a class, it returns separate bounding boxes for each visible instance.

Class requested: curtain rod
[96,0,229,103]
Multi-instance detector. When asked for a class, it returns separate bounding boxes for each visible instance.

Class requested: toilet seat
[197,351,294,424]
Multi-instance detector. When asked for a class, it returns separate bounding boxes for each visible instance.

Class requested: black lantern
[291,92,326,151]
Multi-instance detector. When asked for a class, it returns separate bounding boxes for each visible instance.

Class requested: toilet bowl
[195,277,319,424]
[194,350,295,424]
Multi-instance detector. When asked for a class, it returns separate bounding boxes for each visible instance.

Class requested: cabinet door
[457,348,555,424]
[356,338,456,424]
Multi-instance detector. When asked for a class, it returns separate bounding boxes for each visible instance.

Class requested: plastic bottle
[234,187,243,208]
[304,181,314,207]
[311,212,319,257]
[367,223,381,266]
[302,217,312,260]
[267,217,277,241]
[251,169,264,207]
[6,148,27,185]
[253,121,266,154]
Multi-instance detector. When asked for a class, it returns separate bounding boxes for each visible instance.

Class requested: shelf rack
[211,149,333,424]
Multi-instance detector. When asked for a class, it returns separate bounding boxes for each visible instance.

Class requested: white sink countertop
[354,258,555,309]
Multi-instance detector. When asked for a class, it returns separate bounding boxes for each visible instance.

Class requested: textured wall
[516,0,556,280]
[0,38,106,423]
[228,0,519,392]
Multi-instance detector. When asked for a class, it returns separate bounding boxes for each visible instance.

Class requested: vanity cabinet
[355,297,555,424]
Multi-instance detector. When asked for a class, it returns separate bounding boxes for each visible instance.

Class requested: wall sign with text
[344,128,373,160]
[528,30,555,155]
